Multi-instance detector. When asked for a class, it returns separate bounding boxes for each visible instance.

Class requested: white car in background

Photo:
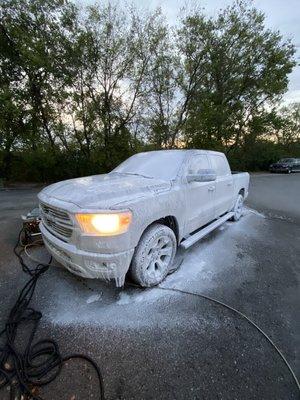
[38,150,250,287]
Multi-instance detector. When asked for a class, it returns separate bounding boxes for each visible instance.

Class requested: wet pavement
[0,173,299,399]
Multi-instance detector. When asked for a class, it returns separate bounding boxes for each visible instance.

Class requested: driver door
[184,154,216,234]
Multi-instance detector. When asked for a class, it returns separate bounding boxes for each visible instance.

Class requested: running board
[180,212,234,250]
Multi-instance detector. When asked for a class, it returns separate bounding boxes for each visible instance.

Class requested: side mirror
[187,169,217,183]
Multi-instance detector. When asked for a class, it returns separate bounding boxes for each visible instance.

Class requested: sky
[81,0,300,104]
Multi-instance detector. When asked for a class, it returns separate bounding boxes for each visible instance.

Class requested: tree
[0,0,297,181]
[67,4,166,169]
[177,0,296,151]
[142,13,178,148]
[0,0,76,178]
[276,103,300,145]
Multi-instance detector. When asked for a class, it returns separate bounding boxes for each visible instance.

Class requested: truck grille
[40,202,73,241]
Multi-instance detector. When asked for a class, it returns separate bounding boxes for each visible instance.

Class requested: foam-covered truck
[38,150,249,287]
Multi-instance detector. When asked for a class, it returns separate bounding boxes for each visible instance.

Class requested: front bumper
[40,222,134,286]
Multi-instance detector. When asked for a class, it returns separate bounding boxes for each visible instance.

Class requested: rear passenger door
[209,154,233,218]
[184,154,215,233]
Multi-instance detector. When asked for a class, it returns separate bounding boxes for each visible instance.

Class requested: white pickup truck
[38,150,249,287]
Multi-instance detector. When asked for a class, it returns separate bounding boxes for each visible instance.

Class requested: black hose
[0,228,105,400]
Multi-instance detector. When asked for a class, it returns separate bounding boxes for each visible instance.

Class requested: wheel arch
[239,188,245,197]
[140,215,180,244]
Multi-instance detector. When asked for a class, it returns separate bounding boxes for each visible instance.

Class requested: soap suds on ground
[243,206,266,219]
[86,293,102,304]
[245,206,294,223]
[117,288,163,305]
[36,209,264,329]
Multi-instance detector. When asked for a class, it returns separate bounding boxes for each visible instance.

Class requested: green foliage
[0,0,298,182]
[178,1,296,150]
[228,141,283,171]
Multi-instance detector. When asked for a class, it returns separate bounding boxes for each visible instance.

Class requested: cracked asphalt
[0,173,299,399]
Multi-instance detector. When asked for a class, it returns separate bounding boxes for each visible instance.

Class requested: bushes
[1,149,95,183]
[227,141,284,171]
[0,144,138,183]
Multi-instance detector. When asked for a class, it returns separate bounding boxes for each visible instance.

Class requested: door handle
[208,186,215,191]
[227,182,233,186]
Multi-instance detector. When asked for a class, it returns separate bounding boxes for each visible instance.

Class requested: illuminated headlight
[75,212,132,236]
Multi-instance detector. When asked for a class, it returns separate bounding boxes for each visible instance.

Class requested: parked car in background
[38,150,249,287]
[269,158,300,174]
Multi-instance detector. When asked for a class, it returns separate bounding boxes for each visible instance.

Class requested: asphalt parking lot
[0,173,299,399]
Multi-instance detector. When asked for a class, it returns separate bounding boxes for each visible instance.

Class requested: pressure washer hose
[157,285,300,392]
[0,229,105,400]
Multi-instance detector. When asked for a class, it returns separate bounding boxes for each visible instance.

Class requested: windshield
[112,151,186,180]
[279,158,294,163]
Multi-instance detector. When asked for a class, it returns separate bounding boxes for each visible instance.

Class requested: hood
[38,173,171,209]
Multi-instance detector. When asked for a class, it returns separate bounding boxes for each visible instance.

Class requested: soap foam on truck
[38,150,250,287]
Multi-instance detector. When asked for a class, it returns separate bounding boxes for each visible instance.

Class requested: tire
[286,169,291,174]
[130,223,177,287]
[231,194,244,222]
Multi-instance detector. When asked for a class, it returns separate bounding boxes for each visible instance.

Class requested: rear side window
[187,155,210,175]
[210,155,231,176]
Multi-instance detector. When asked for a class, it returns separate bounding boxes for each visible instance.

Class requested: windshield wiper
[112,172,154,179]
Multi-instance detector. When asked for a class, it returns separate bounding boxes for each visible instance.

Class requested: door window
[186,155,210,175]
[210,155,230,176]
